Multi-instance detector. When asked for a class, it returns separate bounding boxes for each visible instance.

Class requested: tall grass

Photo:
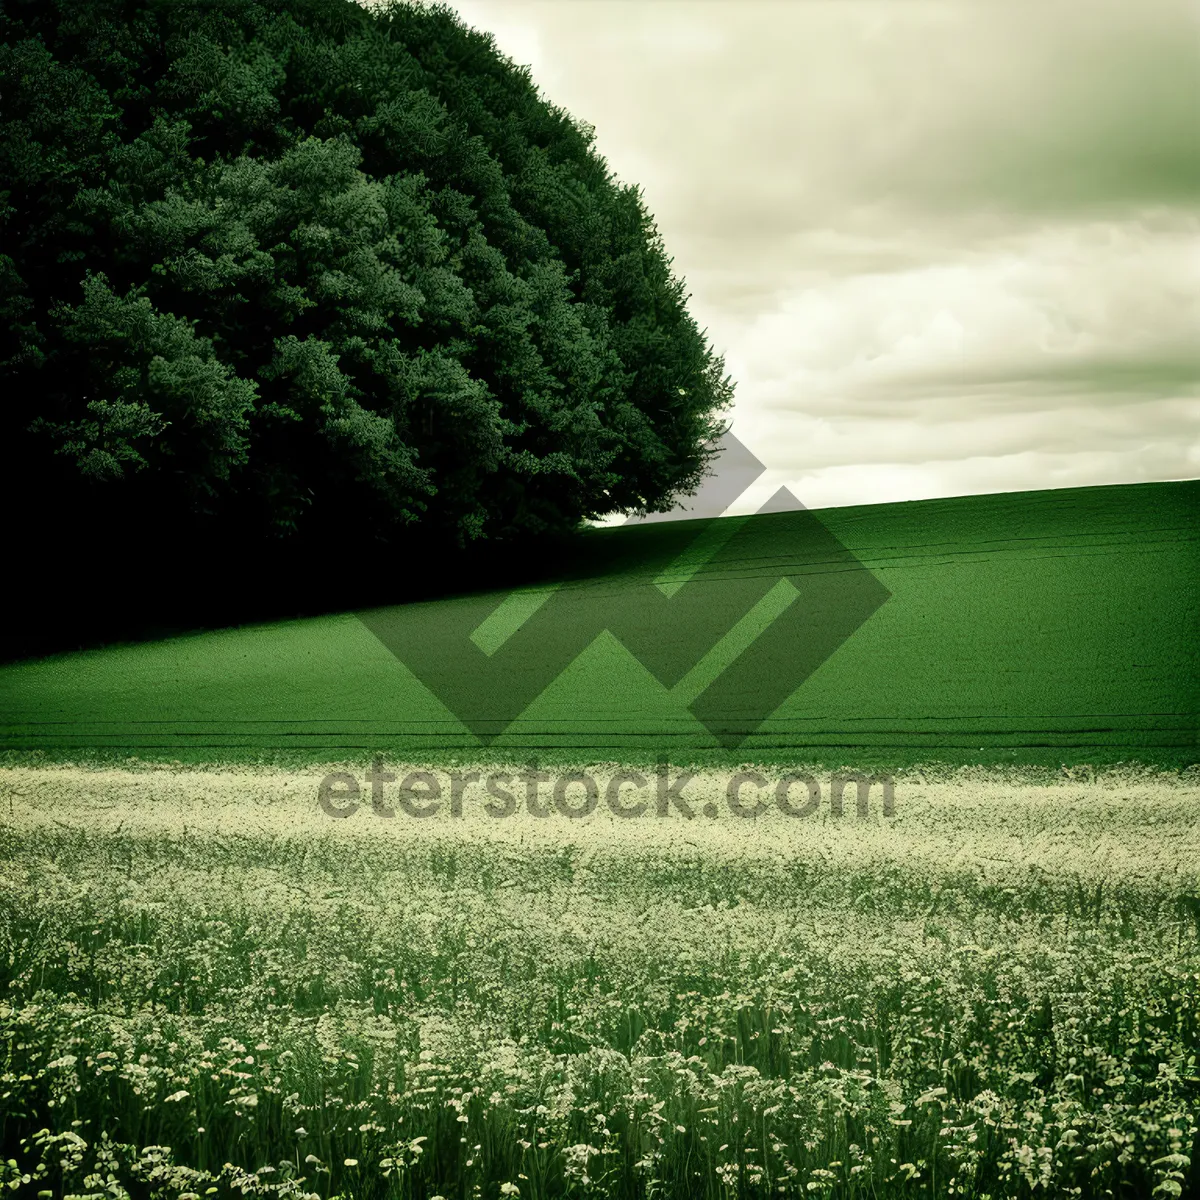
[1,764,1197,1198]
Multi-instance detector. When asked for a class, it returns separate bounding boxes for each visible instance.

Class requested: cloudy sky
[377,0,1200,515]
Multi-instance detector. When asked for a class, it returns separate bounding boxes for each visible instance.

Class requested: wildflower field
[2,761,1198,1199]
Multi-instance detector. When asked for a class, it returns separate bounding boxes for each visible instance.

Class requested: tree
[0,0,733,647]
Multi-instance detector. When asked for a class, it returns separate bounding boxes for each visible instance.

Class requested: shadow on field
[2,519,586,665]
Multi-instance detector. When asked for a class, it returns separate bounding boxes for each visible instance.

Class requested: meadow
[1,478,1195,1197]
[2,760,1198,1199]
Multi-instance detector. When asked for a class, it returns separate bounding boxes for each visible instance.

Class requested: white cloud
[379,0,1200,511]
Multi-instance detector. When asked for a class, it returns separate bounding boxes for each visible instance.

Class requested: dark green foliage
[0,0,732,594]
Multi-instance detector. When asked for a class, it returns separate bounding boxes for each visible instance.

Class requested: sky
[367,0,1200,516]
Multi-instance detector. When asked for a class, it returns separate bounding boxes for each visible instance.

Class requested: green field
[1,479,1196,771]
[1,480,1197,1198]
[1,761,1198,1199]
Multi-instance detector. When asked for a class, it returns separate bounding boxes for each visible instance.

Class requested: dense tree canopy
[0,0,734,590]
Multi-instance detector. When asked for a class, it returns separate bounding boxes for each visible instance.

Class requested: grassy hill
[1,477,1196,771]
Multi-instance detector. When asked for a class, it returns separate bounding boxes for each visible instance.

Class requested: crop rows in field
[3,479,1196,770]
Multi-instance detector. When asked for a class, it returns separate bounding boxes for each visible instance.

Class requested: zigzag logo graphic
[359,431,890,748]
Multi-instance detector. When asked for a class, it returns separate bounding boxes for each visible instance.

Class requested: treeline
[0,0,732,656]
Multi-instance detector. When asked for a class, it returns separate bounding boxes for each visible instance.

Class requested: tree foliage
[0,0,734,572]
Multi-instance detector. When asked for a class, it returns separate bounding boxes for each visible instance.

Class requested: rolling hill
[1,478,1195,771]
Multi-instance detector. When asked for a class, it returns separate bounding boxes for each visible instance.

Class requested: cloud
[381,0,1200,509]
[460,0,1199,233]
